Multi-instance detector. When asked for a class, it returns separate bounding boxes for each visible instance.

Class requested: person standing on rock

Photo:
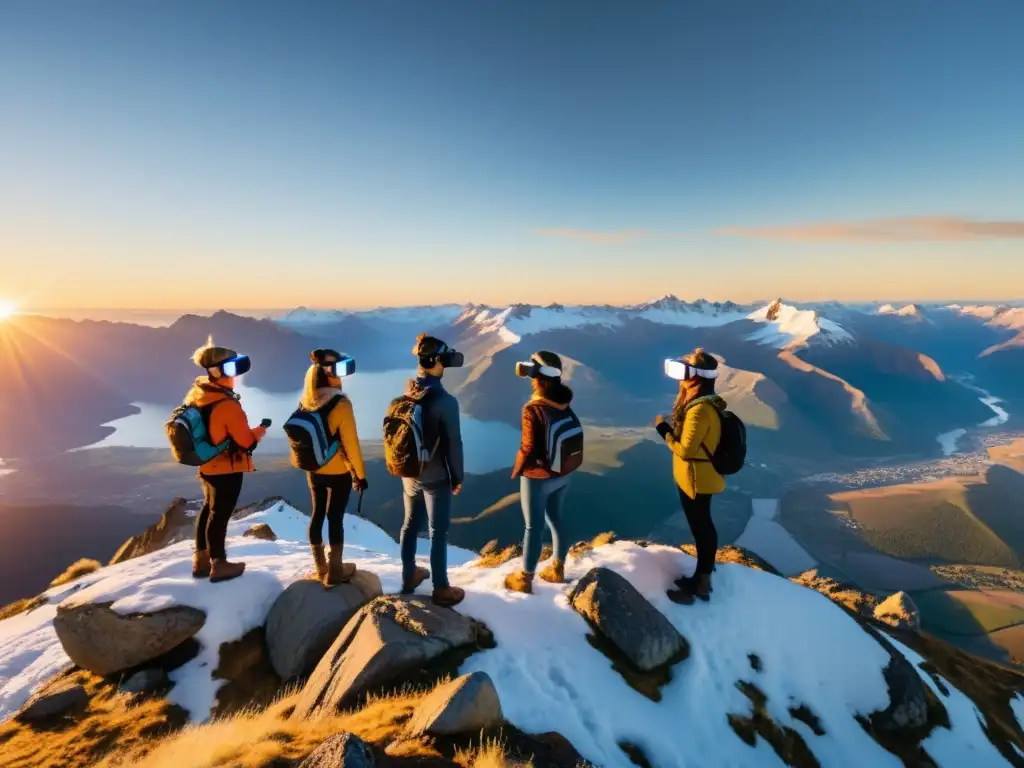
[504,351,583,595]
[384,334,466,608]
[655,348,727,604]
[297,349,367,586]
[185,343,268,583]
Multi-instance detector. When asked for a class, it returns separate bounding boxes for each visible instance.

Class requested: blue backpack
[166,402,230,466]
[284,395,344,471]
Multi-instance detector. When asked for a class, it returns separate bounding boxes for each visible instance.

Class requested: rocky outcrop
[682,544,781,576]
[242,523,277,542]
[569,567,689,672]
[16,680,88,722]
[299,732,375,768]
[406,671,503,736]
[792,569,879,619]
[290,595,490,720]
[53,601,206,676]
[109,498,198,565]
[118,668,168,695]
[266,571,383,681]
[874,591,921,633]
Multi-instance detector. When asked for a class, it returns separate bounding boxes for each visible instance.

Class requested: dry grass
[455,738,533,767]
[0,594,47,621]
[474,541,551,569]
[0,669,187,768]
[568,532,616,560]
[50,558,103,588]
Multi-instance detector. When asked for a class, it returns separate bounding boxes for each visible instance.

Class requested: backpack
[166,402,230,466]
[701,406,747,476]
[532,403,585,476]
[382,393,439,478]
[283,395,345,472]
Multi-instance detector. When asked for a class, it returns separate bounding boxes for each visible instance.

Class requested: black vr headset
[515,354,561,380]
[213,355,251,378]
[418,340,464,369]
[312,348,357,378]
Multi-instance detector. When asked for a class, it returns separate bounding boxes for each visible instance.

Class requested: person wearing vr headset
[397,334,466,607]
[185,342,269,583]
[504,351,576,595]
[655,348,727,604]
[299,349,368,586]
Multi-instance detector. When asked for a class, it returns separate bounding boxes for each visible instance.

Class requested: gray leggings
[521,474,572,573]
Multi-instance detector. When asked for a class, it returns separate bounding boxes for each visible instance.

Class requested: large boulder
[243,523,277,541]
[53,601,206,676]
[569,567,689,672]
[16,680,88,722]
[406,671,503,736]
[861,624,934,732]
[266,571,383,681]
[299,732,375,768]
[291,595,489,720]
[109,498,197,565]
[874,591,921,633]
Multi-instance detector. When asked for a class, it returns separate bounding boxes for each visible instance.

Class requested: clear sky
[2,0,1023,311]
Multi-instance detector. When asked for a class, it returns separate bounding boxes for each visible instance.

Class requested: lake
[80,370,522,475]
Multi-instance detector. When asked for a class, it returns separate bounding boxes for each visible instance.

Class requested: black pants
[197,472,244,560]
[680,488,717,576]
[308,473,352,547]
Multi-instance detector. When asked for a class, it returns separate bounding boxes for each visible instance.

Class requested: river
[936,380,1011,456]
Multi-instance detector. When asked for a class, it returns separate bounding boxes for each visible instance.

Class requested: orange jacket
[183,379,265,475]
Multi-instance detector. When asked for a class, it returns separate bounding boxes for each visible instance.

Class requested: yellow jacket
[301,389,366,479]
[663,395,727,499]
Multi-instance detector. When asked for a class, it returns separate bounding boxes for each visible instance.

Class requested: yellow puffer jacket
[663,395,727,499]
[301,389,366,479]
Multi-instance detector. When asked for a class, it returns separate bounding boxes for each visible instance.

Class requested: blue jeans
[521,474,572,573]
[400,479,452,589]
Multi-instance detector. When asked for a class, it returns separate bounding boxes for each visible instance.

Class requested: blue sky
[2,0,1023,309]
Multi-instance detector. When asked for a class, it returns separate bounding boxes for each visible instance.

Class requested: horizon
[2,1,1023,310]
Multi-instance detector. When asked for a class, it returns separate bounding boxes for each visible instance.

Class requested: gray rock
[874,591,921,633]
[406,671,503,736]
[16,682,88,722]
[299,731,375,768]
[861,623,933,732]
[569,567,689,672]
[119,668,169,695]
[291,595,486,720]
[266,571,383,682]
[53,601,206,676]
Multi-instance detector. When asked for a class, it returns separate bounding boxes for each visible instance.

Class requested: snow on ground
[747,302,854,348]
[0,503,1016,767]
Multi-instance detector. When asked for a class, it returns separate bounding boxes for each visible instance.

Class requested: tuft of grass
[50,558,103,588]
[568,532,617,560]
[476,541,523,569]
[455,737,534,767]
[0,595,48,622]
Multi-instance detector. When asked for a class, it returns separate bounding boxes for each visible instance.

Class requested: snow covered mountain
[746,299,856,349]
[3,500,1021,767]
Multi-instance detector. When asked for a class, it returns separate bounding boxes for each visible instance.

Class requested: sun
[0,300,17,320]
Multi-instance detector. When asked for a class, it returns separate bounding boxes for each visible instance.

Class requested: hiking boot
[192,550,211,579]
[323,546,356,587]
[209,558,245,583]
[538,559,565,584]
[666,586,695,605]
[694,574,712,602]
[432,585,466,607]
[400,566,431,595]
[504,570,534,594]
[674,572,714,593]
[310,544,328,581]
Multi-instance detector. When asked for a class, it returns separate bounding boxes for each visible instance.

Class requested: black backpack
[382,393,439,478]
[283,395,344,472]
[532,403,585,476]
[166,401,230,466]
[702,406,747,476]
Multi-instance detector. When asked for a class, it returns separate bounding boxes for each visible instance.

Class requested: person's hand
[252,425,267,442]
[353,476,369,492]
[452,483,462,496]
[654,414,666,428]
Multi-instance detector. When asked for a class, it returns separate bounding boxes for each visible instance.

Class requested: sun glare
[0,300,17,320]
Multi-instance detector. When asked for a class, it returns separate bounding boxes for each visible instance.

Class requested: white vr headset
[664,357,719,381]
[516,355,562,379]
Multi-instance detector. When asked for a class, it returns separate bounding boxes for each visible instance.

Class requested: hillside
[2,500,1023,767]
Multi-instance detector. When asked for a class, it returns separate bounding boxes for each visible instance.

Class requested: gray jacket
[404,377,464,488]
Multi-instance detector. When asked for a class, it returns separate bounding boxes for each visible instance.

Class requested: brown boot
[310,544,328,581]
[504,570,534,594]
[209,558,245,583]
[401,566,431,595]
[537,559,565,584]
[323,546,356,587]
[666,585,695,605]
[192,550,211,579]
[432,585,466,607]
[694,574,712,602]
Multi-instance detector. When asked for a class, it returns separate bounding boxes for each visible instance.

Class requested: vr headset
[422,341,464,369]
[664,357,719,381]
[215,355,251,378]
[515,354,561,379]
[312,348,357,378]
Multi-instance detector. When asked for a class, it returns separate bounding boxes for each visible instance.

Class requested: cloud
[532,228,650,244]
[719,216,1024,243]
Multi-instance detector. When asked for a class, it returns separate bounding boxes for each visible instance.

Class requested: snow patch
[747,300,854,348]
